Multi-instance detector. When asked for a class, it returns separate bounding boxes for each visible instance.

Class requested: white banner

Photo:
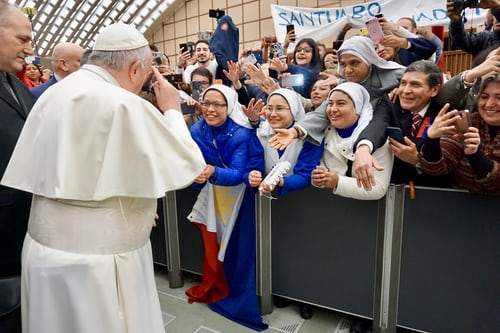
[271,0,487,43]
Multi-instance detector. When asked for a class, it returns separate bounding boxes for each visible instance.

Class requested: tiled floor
[155,268,359,333]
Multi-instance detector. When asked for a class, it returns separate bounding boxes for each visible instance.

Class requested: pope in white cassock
[1,23,206,333]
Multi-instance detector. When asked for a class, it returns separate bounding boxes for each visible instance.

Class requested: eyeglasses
[200,101,227,109]
[296,47,312,53]
[265,106,290,114]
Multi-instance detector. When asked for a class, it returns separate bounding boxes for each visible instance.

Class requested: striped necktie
[411,113,422,138]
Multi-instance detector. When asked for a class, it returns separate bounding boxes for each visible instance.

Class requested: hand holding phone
[386,126,405,143]
[286,24,296,42]
[454,110,470,133]
[366,18,384,43]
[281,74,304,87]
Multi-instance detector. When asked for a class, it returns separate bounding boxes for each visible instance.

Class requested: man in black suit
[0,1,34,277]
[355,60,449,187]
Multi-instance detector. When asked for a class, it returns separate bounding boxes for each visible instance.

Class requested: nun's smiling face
[327,91,359,129]
[339,54,370,83]
[201,90,228,127]
[265,94,294,129]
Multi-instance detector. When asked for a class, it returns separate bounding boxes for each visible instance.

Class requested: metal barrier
[153,185,500,333]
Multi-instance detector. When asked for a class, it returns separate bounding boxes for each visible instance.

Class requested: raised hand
[223,60,242,89]
[242,98,266,122]
[426,104,460,139]
[244,63,268,86]
[269,57,288,73]
[261,77,281,95]
[151,67,180,113]
[177,50,191,68]
[269,128,297,150]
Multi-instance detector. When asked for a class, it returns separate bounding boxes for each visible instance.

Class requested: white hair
[87,45,151,71]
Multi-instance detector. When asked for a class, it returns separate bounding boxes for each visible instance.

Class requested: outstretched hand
[269,128,297,150]
[353,145,384,191]
[242,98,266,122]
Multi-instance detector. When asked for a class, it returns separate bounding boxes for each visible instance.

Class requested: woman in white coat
[312,82,393,200]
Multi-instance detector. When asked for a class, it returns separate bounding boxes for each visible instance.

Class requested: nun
[269,36,401,148]
[312,82,393,200]
[247,88,323,195]
[186,84,267,331]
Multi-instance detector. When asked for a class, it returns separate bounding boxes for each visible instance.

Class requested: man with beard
[447,0,500,56]
[179,40,217,83]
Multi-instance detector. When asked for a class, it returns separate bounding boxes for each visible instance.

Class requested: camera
[453,0,479,12]
[209,9,225,19]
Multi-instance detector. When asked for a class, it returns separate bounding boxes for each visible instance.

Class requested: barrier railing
[443,50,472,76]
[152,185,500,333]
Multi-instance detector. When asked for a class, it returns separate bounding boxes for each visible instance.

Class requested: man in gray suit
[0,0,34,300]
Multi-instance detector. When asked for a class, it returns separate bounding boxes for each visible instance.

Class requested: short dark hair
[195,40,209,49]
[191,66,213,84]
[404,60,443,88]
[398,17,417,30]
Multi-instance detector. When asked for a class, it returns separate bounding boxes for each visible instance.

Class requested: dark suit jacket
[356,98,450,186]
[0,72,34,277]
[30,75,57,101]
[396,37,437,66]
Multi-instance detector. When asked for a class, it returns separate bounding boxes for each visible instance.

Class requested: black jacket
[449,20,500,56]
[0,72,34,277]
[356,98,450,186]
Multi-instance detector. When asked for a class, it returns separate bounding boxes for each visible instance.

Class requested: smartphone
[365,18,384,43]
[454,110,470,133]
[242,53,258,66]
[281,74,304,88]
[179,43,188,54]
[153,52,167,66]
[251,50,263,64]
[209,9,225,19]
[286,24,295,42]
[179,43,194,55]
[164,74,183,84]
[386,126,405,143]
[181,103,195,114]
[271,43,285,59]
[191,81,205,102]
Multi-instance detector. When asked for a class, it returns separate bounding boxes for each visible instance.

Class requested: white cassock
[1,64,206,333]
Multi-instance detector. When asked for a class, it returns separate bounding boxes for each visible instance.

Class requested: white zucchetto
[93,22,149,51]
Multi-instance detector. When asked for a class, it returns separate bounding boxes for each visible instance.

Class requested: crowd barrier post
[163,191,184,288]
[372,185,404,333]
[256,194,274,315]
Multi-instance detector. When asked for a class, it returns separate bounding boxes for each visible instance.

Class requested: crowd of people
[0,0,499,333]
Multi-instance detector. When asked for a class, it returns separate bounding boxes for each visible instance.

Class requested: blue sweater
[190,118,262,186]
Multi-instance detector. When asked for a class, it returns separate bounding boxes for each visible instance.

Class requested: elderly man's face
[0,9,33,73]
